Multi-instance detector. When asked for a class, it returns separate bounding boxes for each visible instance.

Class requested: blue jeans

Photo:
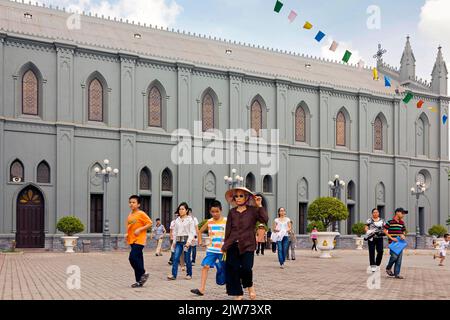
[172,241,192,278]
[386,249,403,276]
[277,236,290,266]
[191,245,197,263]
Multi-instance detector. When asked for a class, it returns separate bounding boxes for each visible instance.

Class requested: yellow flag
[428,106,438,113]
[303,21,313,30]
[373,68,379,80]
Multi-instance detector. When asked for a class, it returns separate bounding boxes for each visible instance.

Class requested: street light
[411,180,426,249]
[328,174,345,232]
[224,168,244,189]
[95,159,119,251]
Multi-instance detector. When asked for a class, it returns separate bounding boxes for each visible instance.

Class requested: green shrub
[307,197,349,230]
[306,221,326,233]
[351,222,366,237]
[56,216,84,236]
[446,218,450,226]
[428,225,448,237]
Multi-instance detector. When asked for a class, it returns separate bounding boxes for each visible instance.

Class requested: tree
[307,197,349,230]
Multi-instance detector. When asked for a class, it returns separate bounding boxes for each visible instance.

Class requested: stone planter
[355,237,364,250]
[61,236,79,253]
[316,232,340,258]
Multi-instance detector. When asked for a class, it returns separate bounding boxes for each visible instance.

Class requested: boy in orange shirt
[125,195,152,288]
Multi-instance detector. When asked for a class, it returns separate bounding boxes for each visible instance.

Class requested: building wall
[1,35,449,249]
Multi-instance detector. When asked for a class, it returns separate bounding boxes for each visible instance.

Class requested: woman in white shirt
[271,207,291,268]
[167,202,196,280]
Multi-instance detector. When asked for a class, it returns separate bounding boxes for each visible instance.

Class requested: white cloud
[40,0,183,27]
[418,0,450,44]
[320,38,363,65]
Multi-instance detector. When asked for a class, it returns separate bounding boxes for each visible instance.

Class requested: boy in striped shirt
[191,200,226,296]
[384,208,408,279]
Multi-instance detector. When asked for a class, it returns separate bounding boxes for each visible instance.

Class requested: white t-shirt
[439,240,449,256]
[272,217,291,241]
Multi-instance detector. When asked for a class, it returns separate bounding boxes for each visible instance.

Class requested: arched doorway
[16,186,45,248]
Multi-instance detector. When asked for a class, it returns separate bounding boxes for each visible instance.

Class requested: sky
[37,0,449,88]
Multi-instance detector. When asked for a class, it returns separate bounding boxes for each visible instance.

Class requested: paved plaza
[0,248,449,300]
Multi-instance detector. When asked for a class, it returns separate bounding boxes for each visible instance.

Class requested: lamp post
[410,181,426,249]
[328,174,345,232]
[94,159,119,251]
[224,168,244,189]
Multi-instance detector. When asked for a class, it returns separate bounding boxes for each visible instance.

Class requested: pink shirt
[311,229,318,239]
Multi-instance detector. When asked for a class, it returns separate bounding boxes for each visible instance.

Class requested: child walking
[434,234,449,266]
[191,200,227,296]
[125,195,152,288]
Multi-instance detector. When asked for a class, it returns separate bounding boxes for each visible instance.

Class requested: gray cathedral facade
[0,0,449,250]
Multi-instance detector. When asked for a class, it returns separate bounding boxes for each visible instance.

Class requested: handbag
[388,238,408,255]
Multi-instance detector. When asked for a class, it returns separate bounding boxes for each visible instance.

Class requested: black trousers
[311,239,318,251]
[256,242,265,255]
[368,237,384,266]
[129,244,145,282]
[226,243,255,296]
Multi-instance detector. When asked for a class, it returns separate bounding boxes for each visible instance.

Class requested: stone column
[55,43,76,122]
[119,54,137,129]
[177,63,193,204]
[275,80,289,144]
[119,132,136,233]
[56,125,75,224]
[319,86,332,149]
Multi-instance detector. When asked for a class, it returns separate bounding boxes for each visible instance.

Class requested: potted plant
[351,222,366,250]
[307,197,349,258]
[57,216,84,253]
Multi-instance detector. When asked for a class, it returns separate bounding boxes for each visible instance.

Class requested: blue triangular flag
[384,76,391,87]
[443,115,448,125]
[314,31,325,42]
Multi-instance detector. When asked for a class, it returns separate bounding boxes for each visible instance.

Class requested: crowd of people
[124,188,449,298]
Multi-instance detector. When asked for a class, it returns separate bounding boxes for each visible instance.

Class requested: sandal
[386,269,394,277]
[131,282,143,288]
[139,273,149,286]
[190,288,204,296]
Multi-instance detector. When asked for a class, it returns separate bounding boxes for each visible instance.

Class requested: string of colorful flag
[273,0,447,125]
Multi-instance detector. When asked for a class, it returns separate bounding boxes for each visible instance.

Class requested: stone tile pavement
[0,248,449,300]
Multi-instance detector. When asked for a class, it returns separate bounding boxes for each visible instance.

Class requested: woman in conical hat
[222,186,268,300]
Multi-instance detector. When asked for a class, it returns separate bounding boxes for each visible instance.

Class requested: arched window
[88,78,103,122]
[148,86,162,127]
[202,93,214,132]
[22,69,38,115]
[416,114,429,156]
[37,161,50,184]
[10,160,24,182]
[251,100,262,137]
[139,167,151,190]
[161,168,172,191]
[336,111,346,146]
[347,181,356,200]
[245,173,255,192]
[295,106,306,142]
[263,175,273,193]
[374,116,383,150]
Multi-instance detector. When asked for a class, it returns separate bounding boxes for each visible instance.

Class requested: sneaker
[131,282,143,288]
[191,288,204,296]
[280,265,284,269]
[185,275,192,280]
[291,258,295,260]
[139,273,149,286]
[168,261,173,265]
[192,262,195,266]
[394,275,404,279]
[370,266,377,273]
[155,253,159,256]
[167,275,176,280]
[386,269,394,277]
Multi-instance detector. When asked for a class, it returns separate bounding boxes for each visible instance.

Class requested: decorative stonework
[76,50,119,63]
[5,38,55,53]
[192,69,228,80]
[243,77,274,88]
